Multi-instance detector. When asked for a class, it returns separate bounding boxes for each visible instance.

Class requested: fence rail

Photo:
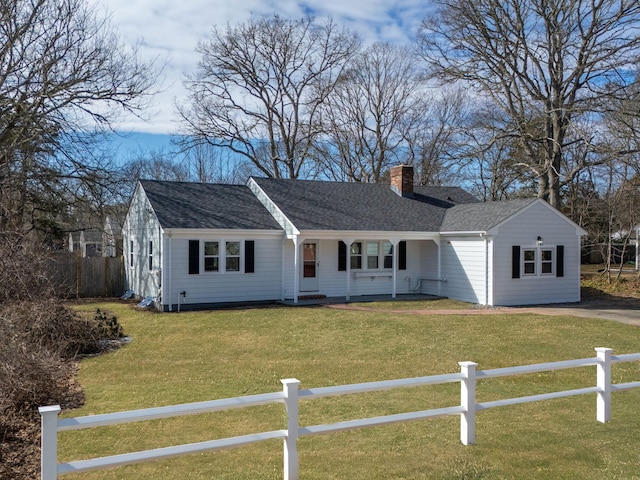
[40,348,640,480]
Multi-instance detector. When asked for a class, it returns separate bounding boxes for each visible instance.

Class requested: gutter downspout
[482,234,489,306]
[166,234,172,312]
[281,240,286,301]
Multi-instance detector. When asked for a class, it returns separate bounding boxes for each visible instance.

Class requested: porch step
[298,294,327,301]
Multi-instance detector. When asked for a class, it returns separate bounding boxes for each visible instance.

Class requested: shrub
[1,300,124,360]
[0,300,124,480]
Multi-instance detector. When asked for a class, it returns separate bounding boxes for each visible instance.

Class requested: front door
[300,241,319,292]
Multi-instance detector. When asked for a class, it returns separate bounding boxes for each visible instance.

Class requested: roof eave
[161,227,285,237]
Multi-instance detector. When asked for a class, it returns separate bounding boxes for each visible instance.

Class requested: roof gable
[250,177,479,232]
[440,198,537,232]
[440,197,587,235]
[139,180,282,230]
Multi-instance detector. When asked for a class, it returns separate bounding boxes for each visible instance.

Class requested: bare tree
[179,143,246,184]
[179,15,360,179]
[313,43,423,182]
[417,0,640,208]
[0,0,155,237]
[407,87,470,186]
[458,107,528,200]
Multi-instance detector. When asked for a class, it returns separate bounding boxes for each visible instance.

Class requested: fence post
[39,405,61,480]
[459,361,477,445]
[595,347,612,423]
[282,378,300,480]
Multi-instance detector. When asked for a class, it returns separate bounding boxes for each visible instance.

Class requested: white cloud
[94,0,429,134]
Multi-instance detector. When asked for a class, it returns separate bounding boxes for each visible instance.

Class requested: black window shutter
[399,241,407,270]
[338,241,347,271]
[556,245,564,277]
[512,245,521,279]
[245,240,255,273]
[188,240,199,275]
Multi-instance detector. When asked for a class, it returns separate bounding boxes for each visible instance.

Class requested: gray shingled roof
[440,198,537,232]
[140,180,283,230]
[252,177,479,232]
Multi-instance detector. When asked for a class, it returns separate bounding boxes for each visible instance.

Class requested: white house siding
[123,187,162,301]
[418,241,440,296]
[282,240,295,299]
[440,237,487,304]
[162,234,284,310]
[491,202,581,306]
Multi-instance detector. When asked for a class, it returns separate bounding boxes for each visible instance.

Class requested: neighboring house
[68,229,103,257]
[67,214,124,258]
[103,214,124,257]
[123,165,587,311]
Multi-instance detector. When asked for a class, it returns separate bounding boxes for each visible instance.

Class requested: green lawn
[59,300,640,479]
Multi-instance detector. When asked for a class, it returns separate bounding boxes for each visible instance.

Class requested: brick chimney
[390,164,414,198]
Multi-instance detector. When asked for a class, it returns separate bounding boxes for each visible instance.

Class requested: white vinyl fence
[40,347,640,480]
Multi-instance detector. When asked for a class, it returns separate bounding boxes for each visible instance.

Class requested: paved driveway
[327,298,640,327]
[513,300,640,327]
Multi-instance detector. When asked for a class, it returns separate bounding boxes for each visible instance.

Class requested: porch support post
[293,236,300,304]
[346,240,352,301]
[390,239,399,299]
[433,238,442,297]
[342,238,355,301]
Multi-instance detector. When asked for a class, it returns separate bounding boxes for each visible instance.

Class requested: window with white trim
[522,247,554,276]
[523,249,536,275]
[541,248,554,275]
[148,241,153,271]
[204,241,219,272]
[351,241,397,271]
[226,241,241,272]
[366,242,379,269]
[383,242,393,269]
[350,242,362,269]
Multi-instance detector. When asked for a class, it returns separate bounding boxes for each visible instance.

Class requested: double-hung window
[383,242,393,269]
[204,241,219,272]
[520,247,555,277]
[353,241,396,270]
[523,249,536,275]
[192,239,254,274]
[366,242,379,269]
[350,242,362,269]
[338,241,406,272]
[541,249,554,275]
[226,241,241,272]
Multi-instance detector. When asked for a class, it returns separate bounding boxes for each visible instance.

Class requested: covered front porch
[283,233,444,304]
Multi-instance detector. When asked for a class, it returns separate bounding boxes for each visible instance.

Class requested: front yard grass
[60,301,640,479]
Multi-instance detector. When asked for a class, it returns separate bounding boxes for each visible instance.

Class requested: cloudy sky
[94,0,429,135]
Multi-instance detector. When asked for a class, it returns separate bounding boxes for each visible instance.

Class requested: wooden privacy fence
[40,348,640,480]
[47,253,124,298]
